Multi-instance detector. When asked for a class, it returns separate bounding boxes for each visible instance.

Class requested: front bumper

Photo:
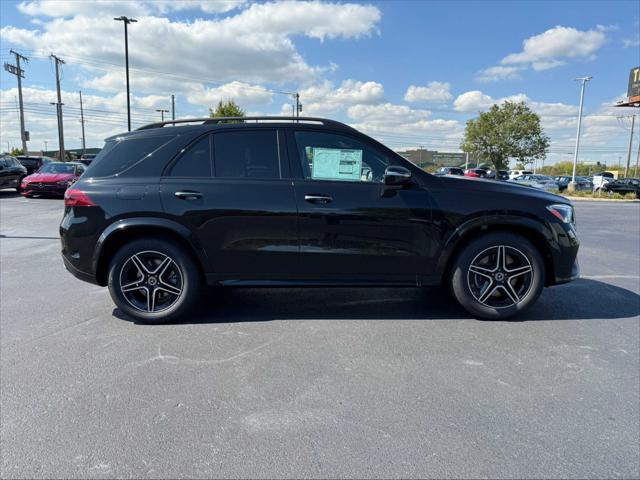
[22,182,68,196]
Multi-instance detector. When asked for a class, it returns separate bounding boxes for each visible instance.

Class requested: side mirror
[384,165,412,186]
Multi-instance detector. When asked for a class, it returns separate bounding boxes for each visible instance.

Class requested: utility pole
[4,50,29,153]
[569,76,592,192]
[635,134,640,177]
[79,91,87,154]
[50,54,66,161]
[171,94,175,122]
[294,93,302,119]
[624,115,636,178]
[114,16,137,131]
[156,109,169,121]
[43,140,48,152]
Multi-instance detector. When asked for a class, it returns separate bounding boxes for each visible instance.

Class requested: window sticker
[311,147,363,181]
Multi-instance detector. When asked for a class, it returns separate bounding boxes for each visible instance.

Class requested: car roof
[105,116,358,142]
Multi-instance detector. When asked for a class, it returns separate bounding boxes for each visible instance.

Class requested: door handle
[174,191,202,200]
[304,194,333,204]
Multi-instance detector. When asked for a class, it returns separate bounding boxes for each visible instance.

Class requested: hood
[435,175,569,204]
[24,172,76,183]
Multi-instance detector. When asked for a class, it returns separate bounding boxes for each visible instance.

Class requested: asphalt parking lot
[1,192,639,479]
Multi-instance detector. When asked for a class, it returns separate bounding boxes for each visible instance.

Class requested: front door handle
[174,190,202,200]
[304,194,333,204]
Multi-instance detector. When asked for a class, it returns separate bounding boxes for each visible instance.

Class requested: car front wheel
[108,237,201,324]
[450,232,544,320]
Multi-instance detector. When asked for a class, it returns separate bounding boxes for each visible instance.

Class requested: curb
[563,197,640,203]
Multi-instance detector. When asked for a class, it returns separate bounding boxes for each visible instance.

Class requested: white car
[592,172,615,191]
[508,169,533,180]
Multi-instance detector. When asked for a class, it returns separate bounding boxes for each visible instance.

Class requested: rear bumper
[62,252,99,285]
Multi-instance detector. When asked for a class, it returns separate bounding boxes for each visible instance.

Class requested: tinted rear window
[17,158,39,168]
[84,135,175,177]
[213,130,280,179]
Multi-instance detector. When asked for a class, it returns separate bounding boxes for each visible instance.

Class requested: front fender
[434,212,557,280]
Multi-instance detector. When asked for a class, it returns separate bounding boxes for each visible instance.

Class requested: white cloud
[404,82,452,103]
[186,81,274,107]
[476,66,522,83]
[347,103,431,125]
[280,80,384,116]
[475,25,608,82]
[16,0,247,17]
[501,25,607,67]
[2,1,381,91]
[453,91,494,112]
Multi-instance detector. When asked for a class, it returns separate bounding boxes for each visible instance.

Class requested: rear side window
[213,130,280,179]
[167,135,211,177]
[84,135,175,177]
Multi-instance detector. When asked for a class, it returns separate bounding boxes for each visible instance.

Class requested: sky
[1,0,639,166]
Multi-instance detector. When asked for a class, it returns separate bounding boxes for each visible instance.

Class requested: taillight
[64,189,96,207]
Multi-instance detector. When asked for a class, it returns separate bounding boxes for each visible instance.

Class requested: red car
[464,168,487,178]
[21,162,85,198]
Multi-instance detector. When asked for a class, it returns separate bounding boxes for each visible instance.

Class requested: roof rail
[136,116,352,131]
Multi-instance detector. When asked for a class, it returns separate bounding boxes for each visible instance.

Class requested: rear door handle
[304,194,333,204]
[174,190,202,200]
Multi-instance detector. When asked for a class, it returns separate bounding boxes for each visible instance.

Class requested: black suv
[60,117,580,323]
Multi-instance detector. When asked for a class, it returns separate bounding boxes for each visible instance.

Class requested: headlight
[57,179,74,186]
[547,204,575,225]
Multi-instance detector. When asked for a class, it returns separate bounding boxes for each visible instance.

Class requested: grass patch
[558,190,638,200]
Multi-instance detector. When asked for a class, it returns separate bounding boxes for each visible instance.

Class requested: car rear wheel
[108,237,201,324]
[449,232,544,320]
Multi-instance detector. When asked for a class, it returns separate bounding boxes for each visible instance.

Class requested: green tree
[208,100,245,123]
[461,101,549,171]
[10,147,24,156]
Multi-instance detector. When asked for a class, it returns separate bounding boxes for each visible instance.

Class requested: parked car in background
[16,155,53,175]
[464,168,487,178]
[60,116,579,324]
[486,169,509,180]
[510,174,559,192]
[592,172,615,191]
[0,154,28,192]
[554,175,593,192]
[21,161,85,198]
[508,170,533,180]
[79,154,97,166]
[434,166,464,176]
[601,178,640,198]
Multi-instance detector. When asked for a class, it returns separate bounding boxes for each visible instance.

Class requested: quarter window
[213,130,280,179]
[167,135,211,177]
[294,131,390,183]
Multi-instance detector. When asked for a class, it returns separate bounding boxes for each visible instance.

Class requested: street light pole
[156,109,169,122]
[569,76,592,192]
[114,16,137,131]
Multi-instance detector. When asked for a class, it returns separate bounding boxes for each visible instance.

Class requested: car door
[288,128,434,283]
[160,129,298,281]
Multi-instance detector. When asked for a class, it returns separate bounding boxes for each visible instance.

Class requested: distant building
[396,148,476,169]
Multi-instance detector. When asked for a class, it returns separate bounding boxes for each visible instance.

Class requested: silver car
[509,174,559,191]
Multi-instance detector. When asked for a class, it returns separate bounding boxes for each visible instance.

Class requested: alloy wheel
[466,245,533,309]
[119,250,183,313]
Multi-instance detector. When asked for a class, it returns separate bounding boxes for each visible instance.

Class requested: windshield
[39,163,77,174]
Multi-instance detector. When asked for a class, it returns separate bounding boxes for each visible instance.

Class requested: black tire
[107,237,201,324]
[449,232,544,320]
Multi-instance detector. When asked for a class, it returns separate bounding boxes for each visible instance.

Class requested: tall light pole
[156,109,169,121]
[569,76,592,192]
[114,16,137,131]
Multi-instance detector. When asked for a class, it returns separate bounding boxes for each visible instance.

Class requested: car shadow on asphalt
[113,278,640,325]
[0,191,22,199]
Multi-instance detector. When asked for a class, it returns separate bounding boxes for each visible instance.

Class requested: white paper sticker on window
[311,148,363,181]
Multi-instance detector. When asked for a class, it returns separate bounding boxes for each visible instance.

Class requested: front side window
[167,135,211,177]
[294,131,390,183]
[213,130,280,179]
